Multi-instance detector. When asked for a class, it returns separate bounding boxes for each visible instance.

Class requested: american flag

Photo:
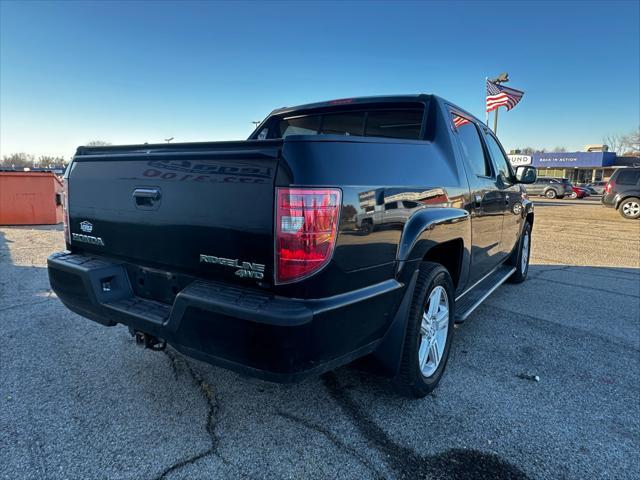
[486,80,524,112]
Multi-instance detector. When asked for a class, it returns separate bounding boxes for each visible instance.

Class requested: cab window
[451,112,491,177]
[484,133,513,181]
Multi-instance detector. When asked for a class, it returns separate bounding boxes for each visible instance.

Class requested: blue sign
[531,152,616,168]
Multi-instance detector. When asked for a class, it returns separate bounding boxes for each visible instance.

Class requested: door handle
[133,188,161,209]
[133,188,161,200]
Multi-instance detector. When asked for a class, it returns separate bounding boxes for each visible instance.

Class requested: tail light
[62,176,70,244]
[275,188,341,284]
[605,181,613,194]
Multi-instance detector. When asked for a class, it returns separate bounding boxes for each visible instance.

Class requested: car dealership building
[508,152,639,184]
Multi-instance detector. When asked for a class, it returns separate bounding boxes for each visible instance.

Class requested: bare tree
[622,127,640,156]
[85,140,112,147]
[604,128,640,156]
[37,155,67,168]
[1,153,68,169]
[603,133,626,154]
[552,146,567,153]
[513,147,547,155]
[1,152,35,168]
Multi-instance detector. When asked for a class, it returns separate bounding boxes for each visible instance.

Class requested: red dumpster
[0,171,64,225]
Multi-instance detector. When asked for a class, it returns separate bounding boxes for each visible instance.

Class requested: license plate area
[125,265,193,305]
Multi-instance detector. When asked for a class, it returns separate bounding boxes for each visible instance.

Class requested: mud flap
[370,268,419,378]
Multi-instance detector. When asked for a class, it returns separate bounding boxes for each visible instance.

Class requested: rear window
[273,107,424,140]
[322,112,364,136]
[616,170,640,185]
[279,115,321,137]
[365,110,423,139]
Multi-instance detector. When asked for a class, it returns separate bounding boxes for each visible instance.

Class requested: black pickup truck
[48,95,536,397]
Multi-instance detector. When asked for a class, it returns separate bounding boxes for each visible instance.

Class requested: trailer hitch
[130,328,167,351]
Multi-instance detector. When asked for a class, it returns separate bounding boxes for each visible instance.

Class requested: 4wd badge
[80,221,93,233]
[199,254,265,280]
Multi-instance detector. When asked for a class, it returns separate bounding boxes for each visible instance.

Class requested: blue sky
[1,0,638,158]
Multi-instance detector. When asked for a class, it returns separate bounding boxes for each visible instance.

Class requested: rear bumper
[601,194,615,207]
[47,251,403,382]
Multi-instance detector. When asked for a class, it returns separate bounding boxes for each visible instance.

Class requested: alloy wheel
[521,230,530,273]
[418,286,449,378]
[622,201,640,218]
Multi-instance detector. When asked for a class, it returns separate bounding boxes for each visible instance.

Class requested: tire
[395,262,455,398]
[545,189,557,199]
[507,221,531,284]
[619,197,640,220]
[570,191,577,199]
[360,220,374,235]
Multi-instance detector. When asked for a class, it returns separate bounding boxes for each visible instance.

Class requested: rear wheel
[570,191,577,199]
[508,221,531,283]
[619,197,640,219]
[395,262,455,398]
[360,220,374,235]
[545,189,557,199]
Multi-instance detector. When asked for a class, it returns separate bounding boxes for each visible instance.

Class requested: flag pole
[485,77,489,126]
[493,107,499,134]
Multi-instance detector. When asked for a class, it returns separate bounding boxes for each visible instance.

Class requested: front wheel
[570,191,577,199]
[619,197,640,219]
[545,189,557,199]
[395,262,455,398]
[508,222,531,284]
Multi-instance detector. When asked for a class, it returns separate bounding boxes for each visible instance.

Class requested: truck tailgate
[67,141,282,285]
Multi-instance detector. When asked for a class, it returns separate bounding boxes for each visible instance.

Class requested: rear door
[450,112,506,283]
[67,141,281,285]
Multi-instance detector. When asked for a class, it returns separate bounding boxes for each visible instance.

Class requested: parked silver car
[586,181,607,195]
[526,177,573,199]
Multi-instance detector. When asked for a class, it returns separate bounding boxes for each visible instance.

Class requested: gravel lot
[1,198,639,480]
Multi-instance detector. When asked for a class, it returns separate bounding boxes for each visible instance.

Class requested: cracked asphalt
[1,199,639,480]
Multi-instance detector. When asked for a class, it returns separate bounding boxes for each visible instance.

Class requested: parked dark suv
[602,167,640,219]
[526,177,573,199]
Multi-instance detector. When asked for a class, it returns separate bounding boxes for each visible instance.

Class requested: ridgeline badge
[199,254,265,280]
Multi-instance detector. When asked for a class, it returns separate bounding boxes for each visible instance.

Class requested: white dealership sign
[508,155,532,166]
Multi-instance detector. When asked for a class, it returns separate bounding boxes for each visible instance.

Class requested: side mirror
[515,166,537,184]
